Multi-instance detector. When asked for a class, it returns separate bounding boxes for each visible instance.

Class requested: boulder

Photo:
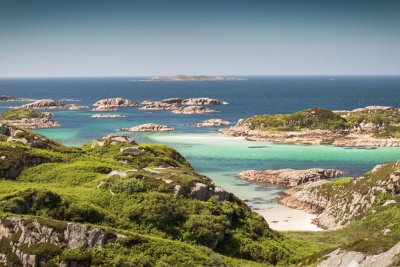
[192,119,230,127]
[91,134,137,147]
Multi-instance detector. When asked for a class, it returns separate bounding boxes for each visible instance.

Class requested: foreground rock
[318,241,400,267]
[0,111,60,129]
[0,217,122,266]
[172,106,217,114]
[222,107,400,147]
[21,99,88,110]
[192,119,231,127]
[91,114,127,118]
[280,162,400,229]
[121,123,175,132]
[238,168,344,187]
[93,97,139,107]
[182,97,227,105]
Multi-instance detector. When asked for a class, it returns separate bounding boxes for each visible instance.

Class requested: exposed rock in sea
[192,119,231,127]
[0,95,35,102]
[91,114,127,118]
[121,123,175,132]
[181,97,227,105]
[318,241,400,267]
[0,112,61,129]
[161,98,184,104]
[139,103,179,110]
[20,99,88,110]
[0,216,123,266]
[92,106,118,112]
[93,97,139,107]
[91,134,137,147]
[238,168,344,187]
[172,106,217,114]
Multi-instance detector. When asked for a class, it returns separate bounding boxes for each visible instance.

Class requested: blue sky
[1,0,399,77]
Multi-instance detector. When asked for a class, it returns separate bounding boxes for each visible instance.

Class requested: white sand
[255,204,323,231]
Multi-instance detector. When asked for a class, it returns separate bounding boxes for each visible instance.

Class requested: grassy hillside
[0,124,320,266]
[0,109,43,120]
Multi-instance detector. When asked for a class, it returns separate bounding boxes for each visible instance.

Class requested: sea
[1,76,400,230]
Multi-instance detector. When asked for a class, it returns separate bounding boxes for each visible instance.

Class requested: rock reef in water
[92,106,118,112]
[181,98,227,105]
[0,95,35,102]
[139,102,179,110]
[192,119,231,127]
[121,123,175,132]
[91,114,127,118]
[93,97,140,107]
[172,106,217,114]
[237,168,344,187]
[20,99,88,110]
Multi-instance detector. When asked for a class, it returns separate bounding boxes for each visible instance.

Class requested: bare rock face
[93,98,139,107]
[91,134,137,147]
[181,98,227,105]
[318,241,400,267]
[192,119,231,127]
[0,112,61,129]
[121,123,175,132]
[21,99,88,110]
[238,168,344,187]
[91,114,126,118]
[139,103,179,110]
[91,106,118,112]
[189,182,231,201]
[0,217,122,266]
[172,106,217,114]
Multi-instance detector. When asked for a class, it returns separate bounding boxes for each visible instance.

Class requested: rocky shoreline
[0,111,60,129]
[221,106,400,147]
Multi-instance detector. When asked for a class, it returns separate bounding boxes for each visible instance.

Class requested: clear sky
[1,0,400,77]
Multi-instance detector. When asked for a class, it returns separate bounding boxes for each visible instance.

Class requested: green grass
[0,108,43,120]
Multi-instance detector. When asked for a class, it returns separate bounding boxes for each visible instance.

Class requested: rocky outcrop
[21,99,88,110]
[91,134,137,147]
[192,119,231,127]
[172,106,217,114]
[139,103,179,110]
[189,182,231,201]
[161,98,184,104]
[318,241,400,267]
[0,96,35,102]
[181,98,227,105]
[280,162,400,229]
[238,168,344,187]
[120,123,175,132]
[93,98,139,107]
[91,106,118,112]
[0,112,61,129]
[0,217,122,266]
[91,114,127,118]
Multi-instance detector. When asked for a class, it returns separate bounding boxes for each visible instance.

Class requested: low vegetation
[0,108,43,120]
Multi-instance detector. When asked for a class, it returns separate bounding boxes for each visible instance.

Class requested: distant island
[146,75,246,81]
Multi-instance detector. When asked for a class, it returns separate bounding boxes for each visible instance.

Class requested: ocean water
[1,76,400,230]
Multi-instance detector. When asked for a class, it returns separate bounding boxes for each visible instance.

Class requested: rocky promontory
[172,106,217,114]
[0,109,60,129]
[20,99,88,110]
[192,119,231,127]
[93,97,140,107]
[120,123,175,132]
[238,168,344,187]
[221,107,400,147]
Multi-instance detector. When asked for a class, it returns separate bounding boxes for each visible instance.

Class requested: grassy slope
[0,125,318,266]
[243,107,400,137]
[0,109,43,120]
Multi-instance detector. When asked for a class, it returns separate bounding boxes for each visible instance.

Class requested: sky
[0,0,400,77]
